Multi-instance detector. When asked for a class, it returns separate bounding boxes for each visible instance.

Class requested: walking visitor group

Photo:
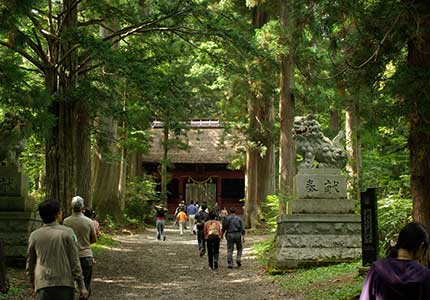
[157,200,245,270]
[2,197,430,299]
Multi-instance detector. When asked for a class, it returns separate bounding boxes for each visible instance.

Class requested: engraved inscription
[0,176,16,194]
[305,179,318,193]
[324,179,340,194]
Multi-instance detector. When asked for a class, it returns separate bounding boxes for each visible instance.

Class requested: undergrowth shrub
[377,194,412,256]
[124,175,158,224]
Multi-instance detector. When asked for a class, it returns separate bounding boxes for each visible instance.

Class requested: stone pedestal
[270,168,361,270]
[0,166,41,264]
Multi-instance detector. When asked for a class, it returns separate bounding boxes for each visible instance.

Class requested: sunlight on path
[91,227,285,300]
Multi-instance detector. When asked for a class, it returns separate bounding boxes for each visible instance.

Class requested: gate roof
[141,127,242,164]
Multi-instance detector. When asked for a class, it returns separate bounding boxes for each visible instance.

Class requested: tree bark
[244,4,273,228]
[329,109,341,135]
[92,117,122,219]
[256,95,276,206]
[345,90,361,201]
[160,126,169,207]
[45,0,91,216]
[128,152,142,178]
[407,1,430,229]
[278,0,296,215]
[91,23,123,218]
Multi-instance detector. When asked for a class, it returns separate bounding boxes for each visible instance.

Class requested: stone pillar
[270,168,361,270]
[0,166,41,264]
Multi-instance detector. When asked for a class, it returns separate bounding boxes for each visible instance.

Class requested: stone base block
[0,196,32,211]
[290,199,355,214]
[269,214,361,270]
[0,211,41,265]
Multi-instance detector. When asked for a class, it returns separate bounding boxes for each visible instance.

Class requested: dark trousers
[80,257,93,297]
[227,232,243,267]
[36,286,74,300]
[206,237,220,269]
[197,228,206,252]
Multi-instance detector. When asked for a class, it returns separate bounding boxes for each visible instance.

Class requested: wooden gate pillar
[178,177,184,202]
[216,176,222,207]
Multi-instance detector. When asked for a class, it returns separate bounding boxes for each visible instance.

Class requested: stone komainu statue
[0,112,27,166]
[293,114,347,169]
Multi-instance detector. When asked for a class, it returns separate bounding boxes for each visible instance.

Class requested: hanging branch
[102,8,191,43]
[345,14,401,69]
[0,41,45,71]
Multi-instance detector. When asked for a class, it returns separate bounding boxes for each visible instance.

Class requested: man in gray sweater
[64,196,97,298]
[26,200,88,300]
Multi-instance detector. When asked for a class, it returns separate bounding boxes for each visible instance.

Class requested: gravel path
[91,227,286,300]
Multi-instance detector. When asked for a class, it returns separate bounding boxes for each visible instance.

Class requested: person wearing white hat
[63,196,97,298]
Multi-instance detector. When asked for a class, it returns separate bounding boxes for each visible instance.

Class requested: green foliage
[252,237,275,266]
[378,195,412,256]
[91,233,120,257]
[275,262,363,300]
[124,176,158,223]
[253,238,364,300]
[262,194,279,230]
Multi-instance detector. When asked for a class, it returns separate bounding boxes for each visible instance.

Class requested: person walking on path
[176,208,188,236]
[0,239,9,294]
[222,207,245,269]
[27,200,88,300]
[204,211,222,270]
[360,222,430,300]
[173,201,185,228]
[195,204,209,256]
[63,196,97,298]
[154,204,168,241]
[187,201,198,235]
[212,202,221,220]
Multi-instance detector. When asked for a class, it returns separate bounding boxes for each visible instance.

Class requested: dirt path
[91,227,286,300]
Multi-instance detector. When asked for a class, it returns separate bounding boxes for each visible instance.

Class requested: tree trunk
[45,0,87,216]
[245,145,260,228]
[243,4,272,228]
[92,117,122,219]
[345,91,361,201]
[91,23,123,218]
[75,101,92,207]
[256,95,276,206]
[128,152,142,178]
[278,0,296,215]
[329,109,341,135]
[407,2,430,229]
[160,126,169,207]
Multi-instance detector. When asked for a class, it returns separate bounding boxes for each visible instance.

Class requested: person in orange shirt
[204,211,222,270]
[176,209,188,236]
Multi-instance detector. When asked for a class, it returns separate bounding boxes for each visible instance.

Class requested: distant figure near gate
[187,201,198,235]
[360,222,430,300]
[154,204,168,241]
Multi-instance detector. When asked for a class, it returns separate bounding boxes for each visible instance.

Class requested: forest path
[91,227,287,300]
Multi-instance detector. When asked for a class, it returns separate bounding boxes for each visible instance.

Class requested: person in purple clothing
[360,222,430,300]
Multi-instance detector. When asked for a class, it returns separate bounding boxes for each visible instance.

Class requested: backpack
[206,221,220,237]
